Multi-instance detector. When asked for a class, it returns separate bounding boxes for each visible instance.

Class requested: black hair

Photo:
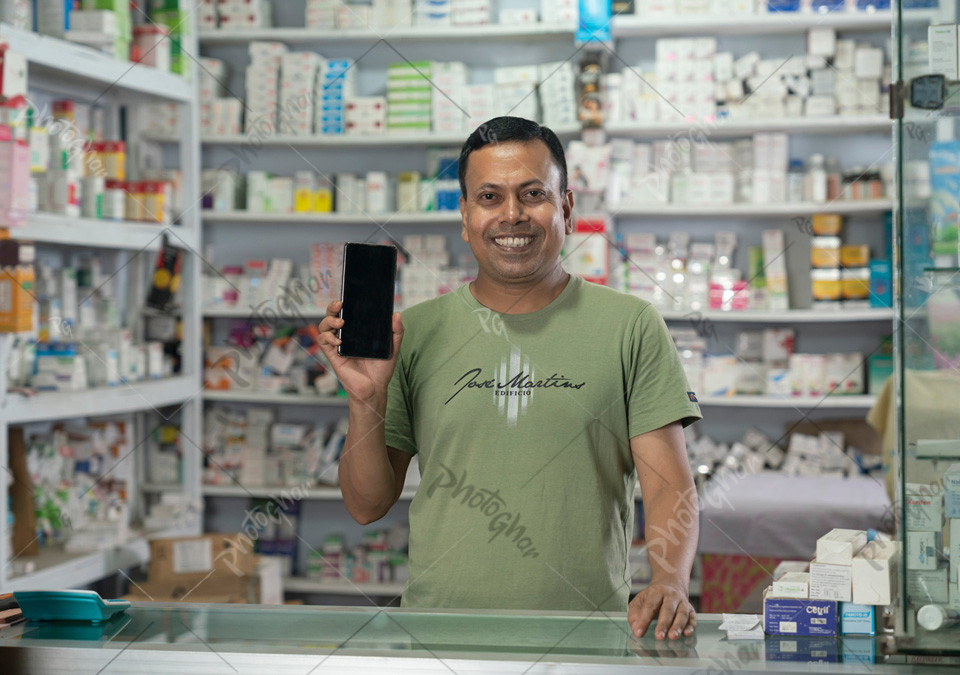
[457,116,568,196]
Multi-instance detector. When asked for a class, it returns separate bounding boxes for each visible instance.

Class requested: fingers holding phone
[316,244,404,402]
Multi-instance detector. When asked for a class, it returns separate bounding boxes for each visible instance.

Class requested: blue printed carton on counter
[763,588,838,637]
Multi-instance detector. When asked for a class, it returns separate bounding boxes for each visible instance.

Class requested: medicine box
[906,483,944,530]
[907,566,949,604]
[772,572,809,599]
[906,528,941,571]
[816,529,867,565]
[929,25,959,81]
[766,636,839,663]
[763,589,838,637]
[809,560,852,602]
[851,539,898,606]
[840,602,876,635]
[942,465,960,518]
[950,518,959,580]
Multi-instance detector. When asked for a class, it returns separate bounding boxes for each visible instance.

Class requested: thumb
[391,312,404,357]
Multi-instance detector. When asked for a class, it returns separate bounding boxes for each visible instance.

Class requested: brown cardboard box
[128,534,282,605]
[149,532,257,582]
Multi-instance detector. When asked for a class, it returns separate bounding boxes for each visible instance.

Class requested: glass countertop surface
[0,603,922,671]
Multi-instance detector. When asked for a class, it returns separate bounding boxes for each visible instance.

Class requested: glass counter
[894,0,960,655]
[0,604,955,674]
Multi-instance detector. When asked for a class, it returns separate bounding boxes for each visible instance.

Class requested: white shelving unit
[613,199,892,218]
[201,211,461,225]
[610,11,900,37]
[199,22,578,44]
[202,390,347,406]
[658,308,893,322]
[2,524,194,593]
[191,124,583,147]
[4,376,200,425]
[199,484,418,500]
[604,115,890,139]
[20,214,199,251]
[697,394,877,409]
[0,20,204,592]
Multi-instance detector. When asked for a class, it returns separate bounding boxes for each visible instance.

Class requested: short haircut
[457,116,568,196]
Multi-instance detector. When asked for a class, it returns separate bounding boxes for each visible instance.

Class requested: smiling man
[319,116,701,641]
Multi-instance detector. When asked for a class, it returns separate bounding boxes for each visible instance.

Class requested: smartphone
[338,242,398,359]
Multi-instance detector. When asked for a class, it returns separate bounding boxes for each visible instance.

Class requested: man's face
[459,140,574,287]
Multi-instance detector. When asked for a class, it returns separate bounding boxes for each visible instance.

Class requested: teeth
[496,236,532,248]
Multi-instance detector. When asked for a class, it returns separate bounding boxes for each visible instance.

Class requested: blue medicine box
[869,259,892,308]
[840,603,877,635]
[764,594,838,637]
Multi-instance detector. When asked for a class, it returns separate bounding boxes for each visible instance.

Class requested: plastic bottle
[917,605,960,631]
[806,154,827,203]
[787,159,805,202]
[825,157,842,201]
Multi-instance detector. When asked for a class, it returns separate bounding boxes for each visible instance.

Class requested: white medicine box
[0,48,26,100]
[905,483,944,531]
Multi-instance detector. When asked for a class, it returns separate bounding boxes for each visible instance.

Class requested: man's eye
[526,190,544,198]
[479,193,495,201]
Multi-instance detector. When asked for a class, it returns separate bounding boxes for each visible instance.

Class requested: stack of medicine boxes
[904,473,960,612]
[763,529,899,638]
[216,0,272,31]
[495,66,539,121]
[372,0,414,28]
[305,0,338,28]
[431,63,468,135]
[149,0,192,76]
[539,61,578,128]
[387,62,433,135]
[317,59,355,135]
[246,42,285,135]
[345,98,387,136]
[280,52,322,137]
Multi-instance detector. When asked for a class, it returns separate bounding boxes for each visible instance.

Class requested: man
[318,116,701,641]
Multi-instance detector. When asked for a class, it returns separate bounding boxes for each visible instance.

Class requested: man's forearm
[338,395,397,524]
[643,482,699,591]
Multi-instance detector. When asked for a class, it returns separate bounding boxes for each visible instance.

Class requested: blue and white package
[764,593,838,637]
[840,602,877,636]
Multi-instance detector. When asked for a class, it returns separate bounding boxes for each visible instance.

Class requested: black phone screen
[338,243,397,359]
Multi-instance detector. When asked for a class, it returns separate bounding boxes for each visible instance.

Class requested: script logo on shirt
[443,347,586,426]
[445,368,587,405]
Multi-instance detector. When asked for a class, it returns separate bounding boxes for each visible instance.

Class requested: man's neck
[469,267,571,315]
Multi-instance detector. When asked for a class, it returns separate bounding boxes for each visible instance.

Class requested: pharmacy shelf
[605,115,890,139]
[202,390,347,406]
[199,22,577,44]
[17,213,198,251]
[659,308,894,323]
[283,577,406,595]
[183,123,582,147]
[203,307,328,319]
[614,199,892,218]
[3,525,194,593]
[697,394,877,409]
[611,10,903,38]
[0,24,192,103]
[3,375,199,424]
[198,484,418,500]
[201,210,460,225]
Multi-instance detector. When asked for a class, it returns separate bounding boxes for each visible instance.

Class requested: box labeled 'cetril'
[763,589,838,637]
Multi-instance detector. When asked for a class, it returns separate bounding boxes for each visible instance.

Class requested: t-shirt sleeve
[626,304,702,438]
[384,350,418,456]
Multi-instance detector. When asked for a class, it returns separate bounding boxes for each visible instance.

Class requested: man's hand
[317,300,404,402]
[628,581,696,640]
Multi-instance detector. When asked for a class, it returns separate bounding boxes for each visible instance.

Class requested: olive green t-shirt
[384,276,701,612]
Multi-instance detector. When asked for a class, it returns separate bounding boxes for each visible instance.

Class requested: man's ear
[563,189,575,235]
[460,196,469,242]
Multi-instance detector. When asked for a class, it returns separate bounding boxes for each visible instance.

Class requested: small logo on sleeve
[687,392,699,402]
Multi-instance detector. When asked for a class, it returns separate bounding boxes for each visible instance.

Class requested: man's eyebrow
[475,179,545,191]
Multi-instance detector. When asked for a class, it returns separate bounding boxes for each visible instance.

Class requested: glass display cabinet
[894,0,960,653]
